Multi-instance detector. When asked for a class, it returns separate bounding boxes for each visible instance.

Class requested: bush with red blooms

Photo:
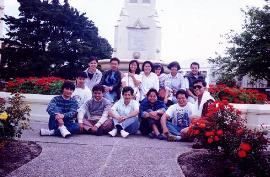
[188,100,269,177]
[208,84,268,104]
[6,77,64,95]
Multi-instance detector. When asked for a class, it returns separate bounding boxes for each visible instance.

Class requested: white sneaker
[40,128,55,136]
[120,130,129,138]
[58,126,71,138]
[108,128,117,137]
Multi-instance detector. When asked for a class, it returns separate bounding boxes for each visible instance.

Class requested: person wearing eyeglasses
[184,62,206,103]
[192,79,214,117]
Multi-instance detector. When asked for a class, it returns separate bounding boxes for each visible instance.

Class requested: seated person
[77,84,113,135]
[158,86,174,108]
[72,71,92,108]
[161,89,194,141]
[108,86,140,138]
[192,79,214,117]
[101,57,122,102]
[40,81,79,138]
[184,62,207,103]
[139,88,167,139]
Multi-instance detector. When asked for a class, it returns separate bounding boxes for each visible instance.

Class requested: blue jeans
[113,117,139,134]
[166,121,186,136]
[104,92,117,103]
[48,116,80,136]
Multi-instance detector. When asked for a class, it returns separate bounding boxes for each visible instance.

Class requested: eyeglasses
[193,85,202,89]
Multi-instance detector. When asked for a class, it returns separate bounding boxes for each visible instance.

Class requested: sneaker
[108,128,117,137]
[40,128,55,136]
[58,126,71,138]
[157,134,167,140]
[167,135,182,142]
[120,130,129,138]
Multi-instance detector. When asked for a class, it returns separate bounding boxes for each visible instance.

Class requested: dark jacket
[101,69,122,98]
[185,72,205,88]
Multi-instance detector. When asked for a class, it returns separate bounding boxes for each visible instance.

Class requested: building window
[142,0,150,3]
[129,0,137,3]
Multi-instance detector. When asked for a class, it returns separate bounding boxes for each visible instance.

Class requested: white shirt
[72,87,92,108]
[111,99,139,116]
[192,91,214,117]
[121,73,142,101]
[166,103,193,127]
[165,73,186,91]
[139,72,159,100]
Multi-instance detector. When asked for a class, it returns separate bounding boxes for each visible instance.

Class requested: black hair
[193,79,207,87]
[88,56,98,63]
[167,61,181,70]
[190,62,200,69]
[110,57,120,64]
[142,61,154,73]
[154,63,164,74]
[61,81,75,92]
[92,84,105,93]
[176,89,188,99]
[128,60,141,75]
[146,88,158,97]
[76,71,87,78]
[122,86,134,95]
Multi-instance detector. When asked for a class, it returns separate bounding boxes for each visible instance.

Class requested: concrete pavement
[7,121,192,177]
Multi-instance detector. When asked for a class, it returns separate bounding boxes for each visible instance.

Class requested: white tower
[114,0,161,60]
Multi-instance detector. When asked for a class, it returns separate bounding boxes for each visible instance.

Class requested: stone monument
[113,0,161,60]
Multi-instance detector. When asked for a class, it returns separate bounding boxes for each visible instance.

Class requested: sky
[3,0,267,67]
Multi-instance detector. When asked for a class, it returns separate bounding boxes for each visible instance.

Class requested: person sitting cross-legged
[139,88,167,140]
[108,86,140,138]
[160,89,194,141]
[77,84,113,135]
[40,81,80,138]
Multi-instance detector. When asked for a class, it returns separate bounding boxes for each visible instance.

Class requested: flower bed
[6,77,64,95]
[209,84,268,104]
[188,100,270,177]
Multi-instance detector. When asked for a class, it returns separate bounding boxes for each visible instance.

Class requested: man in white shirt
[108,86,140,138]
[161,89,193,141]
[72,72,92,108]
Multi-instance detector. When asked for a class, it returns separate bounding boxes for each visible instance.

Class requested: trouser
[166,121,187,136]
[83,119,114,136]
[139,109,162,135]
[113,117,139,134]
[48,116,79,136]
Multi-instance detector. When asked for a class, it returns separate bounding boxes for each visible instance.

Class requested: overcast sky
[3,0,267,66]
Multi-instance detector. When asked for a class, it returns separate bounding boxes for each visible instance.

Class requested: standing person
[108,87,140,138]
[140,61,159,101]
[185,62,206,103]
[164,61,186,103]
[101,57,122,103]
[121,60,142,101]
[40,81,79,138]
[192,79,214,117]
[160,89,194,141]
[77,84,113,135]
[139,88,166,139]
[72,72,92,108]
[84,56,103,90]
[154,63,167,88]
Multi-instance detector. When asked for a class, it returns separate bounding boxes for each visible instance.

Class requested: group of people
[40,57,214,141]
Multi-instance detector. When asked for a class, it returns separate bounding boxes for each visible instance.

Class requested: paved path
[7,121,192,177]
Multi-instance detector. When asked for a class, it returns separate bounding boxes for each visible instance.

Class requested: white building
[113,0,161,61]
[0,0,4,63]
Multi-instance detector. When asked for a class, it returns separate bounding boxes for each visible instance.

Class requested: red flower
[193,130,200,135]
[236,129,244,136]
[205,131,215,137]
[240,143,252,152]
[207,138,214,144]
[216,129,223,136]
[214,136,219,141]
[199,123,206,129]
[238,150,247,158]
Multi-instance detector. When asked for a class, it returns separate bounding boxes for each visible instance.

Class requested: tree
[209,4,270,84]
[0,0,112,79]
